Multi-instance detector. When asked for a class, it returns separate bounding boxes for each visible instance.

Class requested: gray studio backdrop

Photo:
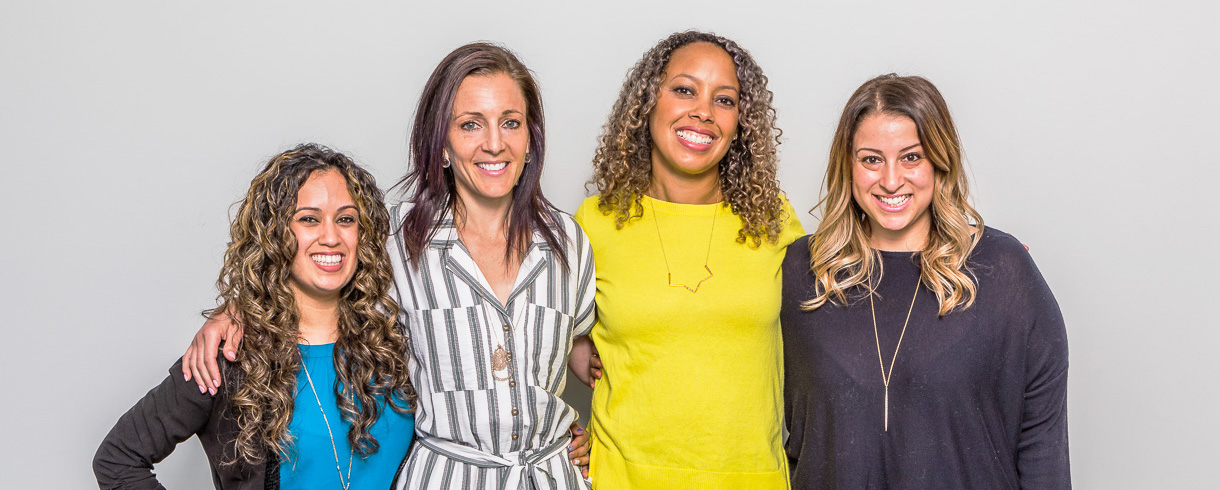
[2,1,1216,488]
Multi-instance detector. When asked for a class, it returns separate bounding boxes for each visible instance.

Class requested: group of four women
[94,30,1070,490]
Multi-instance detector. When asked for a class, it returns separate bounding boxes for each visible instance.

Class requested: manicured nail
[184,374,190,382]
[575,427,584,434]
[573,459,579,465]
[199,385,206,394]
[213,378,220,388]
[209,388,216,396]
[568,445,574,451]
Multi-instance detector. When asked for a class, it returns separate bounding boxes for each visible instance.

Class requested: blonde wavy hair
[208,144,415,464]
[588,30,786,246]
[803,74,984,316]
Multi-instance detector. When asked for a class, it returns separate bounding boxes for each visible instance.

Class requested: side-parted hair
[397,42,568,268]
[588,30,787,247]
[803,74,984,316]
[209,143,415,464]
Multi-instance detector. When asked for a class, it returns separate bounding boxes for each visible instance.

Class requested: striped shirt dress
[388,203,596,490]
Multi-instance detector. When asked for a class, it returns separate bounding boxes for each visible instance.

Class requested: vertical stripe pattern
[389,203,596,490]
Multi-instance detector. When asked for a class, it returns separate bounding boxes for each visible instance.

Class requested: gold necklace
[651,205,717,293]
[868,274,920,432]
[301,359,354,490]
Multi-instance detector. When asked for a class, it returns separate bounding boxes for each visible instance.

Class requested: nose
[879,162,903,193]
[483,126,505,154]
[319,221,341,246]
[689,95,714,123]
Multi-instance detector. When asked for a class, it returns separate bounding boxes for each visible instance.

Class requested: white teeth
[311,254,342,265]
[676,130,713,145]
[878,195,911,206]
[477,162,508,171]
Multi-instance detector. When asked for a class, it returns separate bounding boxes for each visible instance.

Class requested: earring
[524,152,531,164]
[442,157,450,168]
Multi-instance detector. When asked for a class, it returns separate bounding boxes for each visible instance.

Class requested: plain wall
[2,1,1216,488]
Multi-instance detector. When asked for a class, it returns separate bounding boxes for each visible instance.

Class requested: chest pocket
[516,303,576,390]
[408,306,495,393]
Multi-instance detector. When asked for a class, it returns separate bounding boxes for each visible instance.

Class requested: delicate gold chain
[868,274,920,432]
[651,205,717,293]
[301,360,354,490]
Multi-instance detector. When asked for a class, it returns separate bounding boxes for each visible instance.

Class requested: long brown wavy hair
[208,144,415,464]
[588,30,786,246]
[803,74,984,316]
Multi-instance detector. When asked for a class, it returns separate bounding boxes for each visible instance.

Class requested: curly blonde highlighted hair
[803,74,983,317]
[208,144,415,464]
[588,30,787,246]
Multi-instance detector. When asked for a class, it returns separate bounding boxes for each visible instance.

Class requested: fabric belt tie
[416,435,570,490]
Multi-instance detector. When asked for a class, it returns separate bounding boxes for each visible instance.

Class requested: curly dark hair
[588,30,787,246]
[208,143,415,464]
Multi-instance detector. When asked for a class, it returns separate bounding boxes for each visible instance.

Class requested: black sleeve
[1012,249,1072,489]
[93,357,217,490]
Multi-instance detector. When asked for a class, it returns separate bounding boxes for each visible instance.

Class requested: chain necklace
[301,359,354,490]
[651,205,717,293]
[868,274,921,432]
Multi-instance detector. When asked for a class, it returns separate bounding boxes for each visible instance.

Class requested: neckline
[298,342,336,359]
[642,195,725,217]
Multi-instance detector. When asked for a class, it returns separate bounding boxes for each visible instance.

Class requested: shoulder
[573,195,615,233]
[970,225,1045,286]
[782,233,813,272]
[386,200,414,223]
[775,194,806,247]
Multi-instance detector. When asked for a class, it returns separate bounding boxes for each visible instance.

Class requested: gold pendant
[492,344,511,381]
[667,265,714,293]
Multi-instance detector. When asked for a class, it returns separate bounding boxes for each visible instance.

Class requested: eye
[460,120,481,131]
[901,152,923,164]
[859,155,883,167]
[502,119,522,130]
[715,95,737,108]
[296,215,319,224]
[337,215,357,225]
[673,85,694,96]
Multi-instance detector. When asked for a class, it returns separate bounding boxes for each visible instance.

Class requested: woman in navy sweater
[781,74,1070,489]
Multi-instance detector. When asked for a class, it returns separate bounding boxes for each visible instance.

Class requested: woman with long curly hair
[94,144,417,489]
[571,31,803,489]
[781,74,1069,488]
[181,43,595,489]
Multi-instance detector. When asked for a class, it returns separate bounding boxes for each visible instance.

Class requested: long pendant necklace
[492,309,516,382]
[301,361,354,490]
[651,205,717,293]
[868,274,921,432]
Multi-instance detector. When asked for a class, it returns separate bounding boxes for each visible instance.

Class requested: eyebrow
[671,73,740,94]
[294,204,358,214]
[454,109,525,119]
[856,143,922,155]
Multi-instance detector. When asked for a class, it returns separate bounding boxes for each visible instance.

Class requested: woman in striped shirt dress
[182,43,594,490]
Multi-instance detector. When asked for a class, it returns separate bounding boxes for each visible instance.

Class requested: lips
[875,194,911,211]
[311,253,344,272]
[476,161,508,172]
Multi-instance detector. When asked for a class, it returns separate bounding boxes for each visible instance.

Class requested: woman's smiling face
[851,112,935,251]
[648,42,740,183]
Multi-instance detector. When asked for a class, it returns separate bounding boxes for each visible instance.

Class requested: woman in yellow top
[571,31,803,489]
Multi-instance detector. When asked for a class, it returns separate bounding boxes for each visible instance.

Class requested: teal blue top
[280,343,415,489]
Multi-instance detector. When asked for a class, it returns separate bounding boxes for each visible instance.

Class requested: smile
[476,162,508,171]
[676,129,713,145]
[878,195,910,206]
[311,253,343,266]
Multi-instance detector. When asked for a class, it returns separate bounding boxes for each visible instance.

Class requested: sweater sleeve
[1012,249,1072,489]
[93,357,219,490]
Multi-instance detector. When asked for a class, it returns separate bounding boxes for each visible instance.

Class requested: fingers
[590,355,603,380]
[188,330,213,394]
[568,423,591,470]
[224,321,243,362]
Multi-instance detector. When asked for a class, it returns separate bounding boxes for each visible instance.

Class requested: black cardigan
[781,227,1070,489]
[93,356,276,489]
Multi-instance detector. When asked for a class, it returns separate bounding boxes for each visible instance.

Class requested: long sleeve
[1015,252,1072,489]
[93,358,217,490]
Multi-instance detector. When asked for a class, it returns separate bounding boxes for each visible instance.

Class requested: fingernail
[573,459,579,465]
[213,379,220,388]
[209,388,216,396]
[568,445,574,451]
[575,427,584,434]
[184,374,189,382]
[199,385,206,394]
